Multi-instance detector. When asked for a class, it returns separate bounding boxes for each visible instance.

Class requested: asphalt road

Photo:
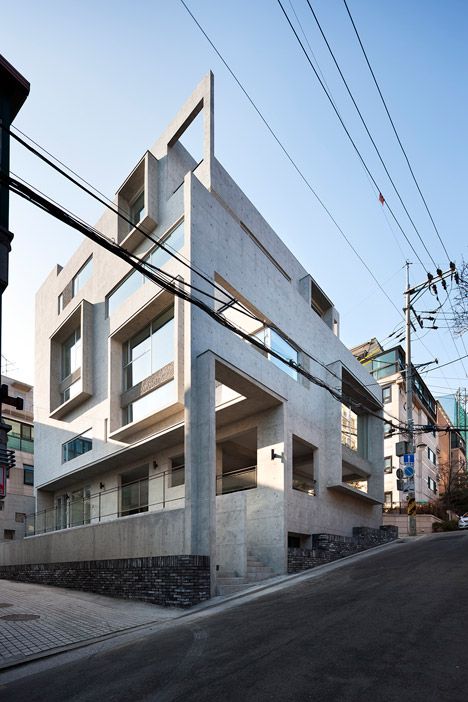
[2,532,468,702]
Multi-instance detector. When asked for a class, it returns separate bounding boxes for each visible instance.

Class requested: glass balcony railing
[216,466,257,495]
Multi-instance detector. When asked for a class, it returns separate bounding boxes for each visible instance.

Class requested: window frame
[382,386,392,404]
[384,456,393,473]
[72,256,93,298]
[62,429,93,464]
[23,464,34,485]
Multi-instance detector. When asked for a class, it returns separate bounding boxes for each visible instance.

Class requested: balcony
[216,466,257,495]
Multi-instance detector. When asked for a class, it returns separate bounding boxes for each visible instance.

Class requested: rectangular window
[170,455,185,487]
[124,379,176,425]
[123,307,174,390]
[15,512,26,523]
[341,405,358,451]
[23,464,34,485]
[58,292,64,314]
[427,476,437,493]
[384,491,393,507]
[129,191,145,230]
[62,430,92,463]
[382,386,392,404]
[61,379,81,404]
[3,529,15,540]
[427,447,436,464]
[384,456,393,473]
[120,465,148,516]
[72,257,92,297]
[62,328,81,380]
[253,326,298,380]
[6,420,34,453]
[106,222,184,317]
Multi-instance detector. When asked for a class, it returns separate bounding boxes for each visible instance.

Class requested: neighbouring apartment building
[0,75,386,605]
[436,400,466,509]
[352,339,439,509]
[0,376,34,541]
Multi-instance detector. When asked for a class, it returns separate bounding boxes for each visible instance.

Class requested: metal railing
[216,466,257,495]
[25,467,185,537]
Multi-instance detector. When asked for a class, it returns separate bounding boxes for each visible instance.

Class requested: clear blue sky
[1,0,467,400]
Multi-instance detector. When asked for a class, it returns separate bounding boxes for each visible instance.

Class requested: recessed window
[341,405,358,451]
[62,328,81,380]
[253,326,298,380]
[427,447,436,464]
[62,379,81,404]
[129,191,145,231]
[15,512,26,523]
[382,386,392,404]
[72,257,92,297]
[384,456,393,473]
[3,530,15,540]
[123,308,174,390]
[384,491,393,507]
[23,464,34,485]
[58,292,64,315]
[170,455,185,487]
[124,380,176,425]
[106,222,184,317]
[62,430,92,463]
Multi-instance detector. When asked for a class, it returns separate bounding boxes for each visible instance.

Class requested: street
[2,532,468,702]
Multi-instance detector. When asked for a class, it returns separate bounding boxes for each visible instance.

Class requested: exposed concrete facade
[0,376,34,541]
[0,75,384,595]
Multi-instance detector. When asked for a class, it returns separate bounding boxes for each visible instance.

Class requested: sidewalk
[0,579,179,668]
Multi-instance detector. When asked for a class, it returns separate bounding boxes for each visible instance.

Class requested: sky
[1,0,467,402]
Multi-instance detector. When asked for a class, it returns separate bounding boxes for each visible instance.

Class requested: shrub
[432,519,459,532]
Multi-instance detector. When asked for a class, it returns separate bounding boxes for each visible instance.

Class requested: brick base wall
[0,555,211,608]
[288,526,398,574]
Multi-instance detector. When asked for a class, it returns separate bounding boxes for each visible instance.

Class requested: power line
[420,352,468,374]
[5,171,405,432]
[304,0,438,270]
[342,0,452,263]
[276,0,429,272]
[179,0,403,320]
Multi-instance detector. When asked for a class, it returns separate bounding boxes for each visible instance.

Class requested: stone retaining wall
[288,526,398,574]
[0,555,210,609]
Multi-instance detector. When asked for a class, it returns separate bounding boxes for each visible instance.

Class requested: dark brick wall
[0,555,210,608]
[288,526,398,574]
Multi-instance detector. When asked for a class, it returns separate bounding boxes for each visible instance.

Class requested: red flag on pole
[379,192,385,205]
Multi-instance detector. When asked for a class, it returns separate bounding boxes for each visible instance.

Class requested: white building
[0,76,385,605]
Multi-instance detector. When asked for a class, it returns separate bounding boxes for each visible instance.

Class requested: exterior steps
[216,554,275,595]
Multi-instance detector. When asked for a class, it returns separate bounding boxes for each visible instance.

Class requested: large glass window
[120,465,148,516]
[123,308,174,390]
[5,420,34,453]
[124,379,176,425]
[72,257,92,297]
[62,430,92,463]
[253,326,298,380]
[62,328,81,380]
[106,222,184,316]
[341,405,358,451]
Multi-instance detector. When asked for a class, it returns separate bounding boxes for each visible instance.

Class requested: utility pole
[0,56,30,498]
[405,262,417,536]
[402,261,458,536]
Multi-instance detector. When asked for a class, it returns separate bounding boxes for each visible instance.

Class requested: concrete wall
[382,513,441,536]
[0,508,186,566]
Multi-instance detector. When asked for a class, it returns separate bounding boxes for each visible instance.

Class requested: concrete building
[0,376,34,541]
[0,75,385,604]
[352,339,439,509]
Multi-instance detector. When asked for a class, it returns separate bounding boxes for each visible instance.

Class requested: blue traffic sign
[404,466,414,478]
[403,454,415,465]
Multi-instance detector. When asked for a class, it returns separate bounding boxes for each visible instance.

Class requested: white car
[458,513,468,529]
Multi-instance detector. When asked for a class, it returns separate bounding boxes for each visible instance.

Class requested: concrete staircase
[216,553,275,596]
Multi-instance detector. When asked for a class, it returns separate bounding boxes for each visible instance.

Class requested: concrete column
[247,404,287,574]
[184,351,216,564]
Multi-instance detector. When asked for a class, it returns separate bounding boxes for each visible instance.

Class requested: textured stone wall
[288,526,398,574]
[0,555,210,609]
